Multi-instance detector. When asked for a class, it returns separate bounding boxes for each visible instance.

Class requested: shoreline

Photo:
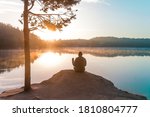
[0,70,147,100]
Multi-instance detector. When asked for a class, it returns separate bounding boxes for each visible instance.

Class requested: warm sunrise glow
[34,24,78,40]
[35,29,62,40]
[1,0,150,39]
[37,52,62,67]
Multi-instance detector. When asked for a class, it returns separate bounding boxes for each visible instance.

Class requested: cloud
[0,11,5,14]
[0,1,22,6]
[82,0,100,3]
[82,0,111,6]
[0,8,22,14]
[0,0,23,14]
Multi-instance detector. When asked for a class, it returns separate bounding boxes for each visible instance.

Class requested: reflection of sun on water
[38,52,62,67]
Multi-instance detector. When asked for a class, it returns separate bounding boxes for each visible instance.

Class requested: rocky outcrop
[0,70,147,100]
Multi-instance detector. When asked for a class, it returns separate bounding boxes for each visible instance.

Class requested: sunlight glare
[35,29,62,40]
[37,52,62,67]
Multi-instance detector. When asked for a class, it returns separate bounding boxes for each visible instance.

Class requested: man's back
[72,56,86,72]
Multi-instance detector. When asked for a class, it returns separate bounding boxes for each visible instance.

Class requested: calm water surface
[0,48,150,99]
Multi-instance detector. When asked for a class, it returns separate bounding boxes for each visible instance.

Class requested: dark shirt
[72,56,87,72]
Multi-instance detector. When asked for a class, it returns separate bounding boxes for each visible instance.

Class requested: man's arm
[72,58,75,66]
[84,58,87,66]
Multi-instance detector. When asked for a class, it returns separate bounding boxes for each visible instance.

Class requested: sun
[34,29,62,40]
[33,23,77,40]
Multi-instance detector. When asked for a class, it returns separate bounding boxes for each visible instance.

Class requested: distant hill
[0,23,46,49]
[90,37,150,47]
[49,37,150,48]
[1,22,150,49]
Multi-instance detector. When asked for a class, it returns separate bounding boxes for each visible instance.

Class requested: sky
[0,0,150,40]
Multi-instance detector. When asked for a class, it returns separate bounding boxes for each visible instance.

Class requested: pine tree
[22,0,80,91]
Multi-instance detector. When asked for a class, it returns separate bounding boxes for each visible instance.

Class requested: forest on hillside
[1,22,150,49]
[49,37,150,48]
[0,23,46,49]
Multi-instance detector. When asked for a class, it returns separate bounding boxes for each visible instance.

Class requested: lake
[0,47,150,99]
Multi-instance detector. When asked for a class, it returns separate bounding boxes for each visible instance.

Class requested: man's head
[78,51,82,57]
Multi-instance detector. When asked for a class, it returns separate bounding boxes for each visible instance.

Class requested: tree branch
[28,0,35,11]
[29,11,65,16]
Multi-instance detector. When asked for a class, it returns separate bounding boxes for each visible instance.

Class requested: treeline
[49,37,150,48]
[0,23,46,49]
[1,22,150,49]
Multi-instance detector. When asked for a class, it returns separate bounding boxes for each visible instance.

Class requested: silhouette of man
[72,52,87,72]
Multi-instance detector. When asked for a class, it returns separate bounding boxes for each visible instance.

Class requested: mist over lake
[0,47,150,99]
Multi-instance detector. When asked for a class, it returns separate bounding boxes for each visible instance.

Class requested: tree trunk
[24,0,31,91]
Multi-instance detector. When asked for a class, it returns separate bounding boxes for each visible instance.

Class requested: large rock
[0,70,147,100]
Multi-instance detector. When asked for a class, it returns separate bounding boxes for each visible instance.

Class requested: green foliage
[0,23,46,49]
[46,37,150,48]
[40,0,80,11]
[21,0,80,31]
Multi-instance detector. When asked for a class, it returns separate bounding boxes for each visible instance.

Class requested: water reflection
[37,52,63,67]
[0,48,150,99]
[0,50,40,74]
[52,47,150,57]
[1,48,150,74]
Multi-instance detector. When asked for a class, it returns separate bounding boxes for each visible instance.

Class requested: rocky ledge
[0,70,147,100]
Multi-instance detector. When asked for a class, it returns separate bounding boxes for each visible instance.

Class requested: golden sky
[0,0,150,40]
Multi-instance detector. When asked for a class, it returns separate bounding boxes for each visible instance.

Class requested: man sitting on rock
[72,52,87,72]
